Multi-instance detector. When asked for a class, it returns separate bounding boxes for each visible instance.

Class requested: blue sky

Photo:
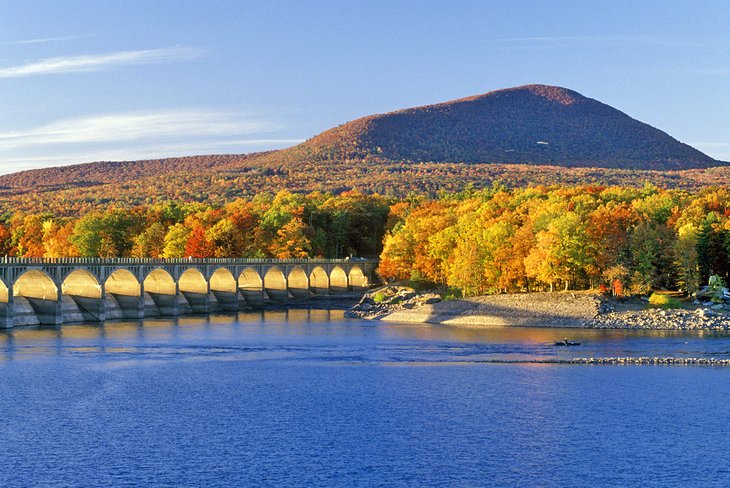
[0,0,729,173]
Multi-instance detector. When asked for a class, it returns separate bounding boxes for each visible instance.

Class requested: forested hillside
[0,153,265,195]
[2,160,730,216]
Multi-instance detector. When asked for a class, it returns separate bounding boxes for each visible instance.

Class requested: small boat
[554,339,581,346]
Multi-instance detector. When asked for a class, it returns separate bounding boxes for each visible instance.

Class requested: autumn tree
[269,216,311,259]
[207,218,245,257]
[674,223,700,294]
[696,214,730,285]
[162,224,190,258]
[14,214,46,257]
[43,220,79,257]
[131,223,167,258]
[524,212,589,291]
[0,222,14,256]
[185,225,215,258]
[586,202,638,285]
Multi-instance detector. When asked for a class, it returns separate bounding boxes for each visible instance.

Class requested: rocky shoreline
[590,307,730,330]
[346,286,730,330]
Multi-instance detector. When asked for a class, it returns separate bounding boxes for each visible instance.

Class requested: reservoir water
[1,309,730,487]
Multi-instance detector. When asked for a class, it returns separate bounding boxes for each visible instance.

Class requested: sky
[0,0,729,174]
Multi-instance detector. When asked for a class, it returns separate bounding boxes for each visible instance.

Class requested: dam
[0,257,378,328]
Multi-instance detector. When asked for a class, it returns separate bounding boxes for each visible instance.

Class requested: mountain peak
[491,84,582,105]
[293,84,717,170]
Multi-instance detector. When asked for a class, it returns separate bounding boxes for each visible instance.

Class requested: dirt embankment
[347,287,730,330]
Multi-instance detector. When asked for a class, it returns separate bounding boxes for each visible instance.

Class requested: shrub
[708,275,727,303]
[648,293,682,309]
[442,286,462,301]
[372,291,387,303]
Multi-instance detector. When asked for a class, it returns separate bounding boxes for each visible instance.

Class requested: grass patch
[648,293,682,309]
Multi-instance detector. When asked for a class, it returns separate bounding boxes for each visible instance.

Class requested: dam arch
[264,267,288,301]
[62,269,104,322]
[348,266,369,290]
[210,268,238,311]
[287,267,309,298]
[178,268,209,313]
[105,269,142,319]
[143,268,178,316]
[0,278,10,327]
[13,270,60,325]
[330,266,348,293]
[309,266,329,294]
[239,267,263,307]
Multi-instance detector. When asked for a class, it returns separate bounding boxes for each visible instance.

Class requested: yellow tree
[524,212,588,291]
[162,224,190,258]
[43,220,80,257]
[207,218,246,257]
[16,214,46,257]
[270,216,311,259]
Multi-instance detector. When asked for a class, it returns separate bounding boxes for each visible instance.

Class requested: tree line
[378,184,730,296]
[0,190,390,261]
[2,184,729,297]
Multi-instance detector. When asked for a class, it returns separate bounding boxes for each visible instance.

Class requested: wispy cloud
[0,47,202,78]
[3,34,97,46]
[0,110,273,149]
[0,110,302,173]
[0,139,304,173]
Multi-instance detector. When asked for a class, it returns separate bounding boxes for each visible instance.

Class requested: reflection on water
[1,310,730,364]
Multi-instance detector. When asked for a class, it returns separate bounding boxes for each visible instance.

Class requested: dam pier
[0,257,378,328]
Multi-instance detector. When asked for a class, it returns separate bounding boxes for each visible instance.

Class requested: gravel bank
[386,293,600,327]
[590,307,730,330]
[347,287,730,330]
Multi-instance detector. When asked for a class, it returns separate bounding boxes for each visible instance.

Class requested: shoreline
[347,287,730,331]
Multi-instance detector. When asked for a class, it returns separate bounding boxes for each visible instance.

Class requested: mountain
[287,84,718,170]
[0,84,726,214]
